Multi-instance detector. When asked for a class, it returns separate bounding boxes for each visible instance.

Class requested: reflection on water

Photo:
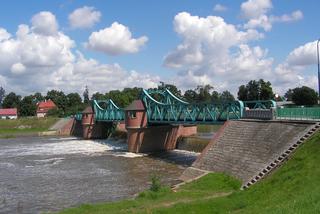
[0,137,196,214]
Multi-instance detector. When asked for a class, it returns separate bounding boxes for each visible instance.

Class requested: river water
[0,137,198,214]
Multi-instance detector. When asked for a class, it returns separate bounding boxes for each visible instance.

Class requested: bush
[46,107,64,117]
[291,86,318,106]
[150,174,162,192]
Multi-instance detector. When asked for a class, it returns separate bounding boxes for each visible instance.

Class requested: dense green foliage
[1,89,86,117]
[291,86,318,106]
[60,132,320,213]
[0,86,5,107]
[184,85,235,103]
[238,79,274,101]
[0,80,317,118]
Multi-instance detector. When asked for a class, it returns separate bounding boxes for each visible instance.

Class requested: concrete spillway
[181,120,320,187]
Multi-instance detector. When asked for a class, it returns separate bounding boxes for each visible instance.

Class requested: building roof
[124,100,146,111]
[38,100,56,109]
[0,108,17,116]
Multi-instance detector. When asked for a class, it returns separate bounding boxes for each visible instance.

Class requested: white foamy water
[112,152,148,158]
[0,138,128,158]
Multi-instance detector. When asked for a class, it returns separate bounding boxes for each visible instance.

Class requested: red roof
[124,100,146,111]
[0,108,17,116]
[38,100,56,109]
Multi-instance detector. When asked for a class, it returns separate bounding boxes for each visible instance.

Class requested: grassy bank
[0,117,59,138]
[60,131,320,213]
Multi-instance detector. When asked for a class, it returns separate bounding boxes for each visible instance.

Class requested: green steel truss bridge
[75,89,279,124]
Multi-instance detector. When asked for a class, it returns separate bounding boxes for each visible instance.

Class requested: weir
[67,88,319,155]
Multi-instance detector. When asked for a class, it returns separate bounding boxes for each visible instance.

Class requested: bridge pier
[125,100,197,153]
[81,106,114,139]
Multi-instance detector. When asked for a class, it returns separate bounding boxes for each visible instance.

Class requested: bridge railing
[74,113,82,121]
[276,107,320,120]
[93,100,125,121]
[146,101,244,124]
[243,100,276,109]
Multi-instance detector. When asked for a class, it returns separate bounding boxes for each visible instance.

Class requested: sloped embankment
[181,120,319,186]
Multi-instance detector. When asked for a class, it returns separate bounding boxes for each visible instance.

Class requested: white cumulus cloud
[86,22,148,55]
[11,63,26,74]
[0,28,11,41]
[69,6,101,29]
[241,0,303,32]
[241,0,272,19]
[287,40,317,66]
[0,12,158,95]
[213,4,227,12]
[31,11,58,36]
[270,10,303,23]
[164,11,315,95]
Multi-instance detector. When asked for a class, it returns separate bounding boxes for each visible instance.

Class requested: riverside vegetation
[0,117,59,138]
[60,131,320,213]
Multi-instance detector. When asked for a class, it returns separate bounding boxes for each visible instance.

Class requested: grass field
[0,117,59,137]
[60,130,320,213]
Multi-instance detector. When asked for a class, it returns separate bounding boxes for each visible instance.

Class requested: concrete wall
[243,108,276,120]
[189,120,314,184]
[127,125,197,153]
[58,118,83,137]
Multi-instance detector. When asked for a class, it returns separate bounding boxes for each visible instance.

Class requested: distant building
[0,108,18,119]
[37,100,57,118]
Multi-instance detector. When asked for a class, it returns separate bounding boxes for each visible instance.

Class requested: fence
[276,107,320,120]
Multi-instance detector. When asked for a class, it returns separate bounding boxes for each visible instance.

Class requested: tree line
[0,79,318,117]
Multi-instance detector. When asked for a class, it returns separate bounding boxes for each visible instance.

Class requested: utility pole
[317,39,320,99]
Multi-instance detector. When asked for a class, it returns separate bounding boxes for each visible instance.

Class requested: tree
[196,84,213,102]
[291,86,318,106]
[33,92,44,103]
[83,86,90,104]
[158,82,182,97]
[211,91,220,102]
[66,93,83,115]
[19,95,37,116]
[91,92,107,100]
[219,90,235,102]
[237,79,274,101]
[238,85,248,101]
[0,86,5,107]
[2,92,21,108]
[259,79,273,100]
[46,90,68,114]
[184,89,197,102]
[284,89,294,101]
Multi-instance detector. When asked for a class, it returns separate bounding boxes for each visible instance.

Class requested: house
[37,100,57,118]
[0,108,18,119]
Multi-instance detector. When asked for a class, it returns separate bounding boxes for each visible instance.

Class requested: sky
[0,0,319,97]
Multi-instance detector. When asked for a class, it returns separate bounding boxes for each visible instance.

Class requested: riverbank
[0,117,59,138]
[60,131,320,213]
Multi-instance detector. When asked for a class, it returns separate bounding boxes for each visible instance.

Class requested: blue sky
[0,0,319,96]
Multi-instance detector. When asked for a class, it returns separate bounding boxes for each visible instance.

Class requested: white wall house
[0,108,18,119]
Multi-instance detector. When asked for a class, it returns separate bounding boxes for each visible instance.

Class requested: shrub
[291,86,318,106]
[150,174,162,192]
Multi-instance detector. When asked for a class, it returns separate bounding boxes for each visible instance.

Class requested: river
[0,137,198,214]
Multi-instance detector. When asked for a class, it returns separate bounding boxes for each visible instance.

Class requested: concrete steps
[242,122,320,189]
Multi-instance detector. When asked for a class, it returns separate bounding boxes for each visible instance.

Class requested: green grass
[59,131,320,214]
[0,117,59,137]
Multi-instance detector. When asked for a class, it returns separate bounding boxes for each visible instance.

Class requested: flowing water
[0,137,198,214]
